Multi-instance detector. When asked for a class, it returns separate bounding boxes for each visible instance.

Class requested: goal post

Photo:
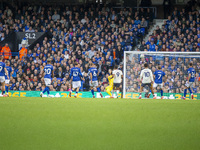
[123,51,200,100]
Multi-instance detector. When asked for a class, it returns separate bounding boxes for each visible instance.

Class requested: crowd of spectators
[139,7,200,52]
[125,54,200,94]
[0,3,154,92]
[126,5,200,94]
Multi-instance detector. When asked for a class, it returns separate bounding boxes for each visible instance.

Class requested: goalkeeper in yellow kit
[106,75,114,98]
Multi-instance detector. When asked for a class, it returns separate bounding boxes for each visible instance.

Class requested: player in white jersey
[112,65,123,98]
[139,63,156,99]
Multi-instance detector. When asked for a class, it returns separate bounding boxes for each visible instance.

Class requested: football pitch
[0,98,200,150]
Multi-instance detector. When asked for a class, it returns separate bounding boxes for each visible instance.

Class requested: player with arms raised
[139,63,156,99]
[5,61,13,96]
[40,58,54,97]
[88,63,103,98]
[153,65,166,99]
[112,65,123,98]
[182,62,196,100]
[0,56,9,97]
[69,62,83,98]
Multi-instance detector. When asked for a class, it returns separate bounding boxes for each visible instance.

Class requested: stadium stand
[126,4,200,94]
[1,1,199,94]
[0,3,153,92]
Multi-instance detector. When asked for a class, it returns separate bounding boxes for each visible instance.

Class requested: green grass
[0,98,200,150]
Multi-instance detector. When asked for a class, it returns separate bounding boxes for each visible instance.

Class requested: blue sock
[97,87,101,93]
[47,87,50,95]
[5,86,8,93]
[2,91,5,94]
[91,89,94,96]
[184,89,187,97]
[43,87,47,94]
[161,90,163,96]
[188,88,192,94]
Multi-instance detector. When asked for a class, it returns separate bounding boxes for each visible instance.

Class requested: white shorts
[0,76,5,83]
[89,81,98,87]
[185,82,193,88]
[44,78,51,86]
[153,83,163,88]
[72,81,81,89]
[5,79,10,84]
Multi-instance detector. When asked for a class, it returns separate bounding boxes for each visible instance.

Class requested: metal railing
[11,52,19,57]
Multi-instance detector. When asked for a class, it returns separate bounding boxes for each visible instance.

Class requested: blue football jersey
[43,64,53,79]
[70,67,82,81]
[149,44,156,51]
[88,67,98,81]
[5,66,12,79]
[188,67,196,82]
[0,62,6,76]
[154,70,165,84]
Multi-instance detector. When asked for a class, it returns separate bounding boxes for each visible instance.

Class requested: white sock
[117,90,119,96]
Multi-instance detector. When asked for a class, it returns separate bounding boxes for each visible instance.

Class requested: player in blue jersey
[153,65,166,99]
[0,56,9,97]
[69,62,83,98]
[40,58,54,97]
[88,63,103,98]
[182,62,196,100]
[5,61,13,96]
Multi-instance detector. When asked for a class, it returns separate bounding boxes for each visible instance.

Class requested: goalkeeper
[106,75,114,98]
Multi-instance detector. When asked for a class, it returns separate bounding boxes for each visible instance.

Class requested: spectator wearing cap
[1,43,11,59]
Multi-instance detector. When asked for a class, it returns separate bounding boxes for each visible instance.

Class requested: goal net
[123,51,200,100]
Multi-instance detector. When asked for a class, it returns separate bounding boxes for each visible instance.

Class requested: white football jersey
[112,69,123,83]
[140,68,154,84]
